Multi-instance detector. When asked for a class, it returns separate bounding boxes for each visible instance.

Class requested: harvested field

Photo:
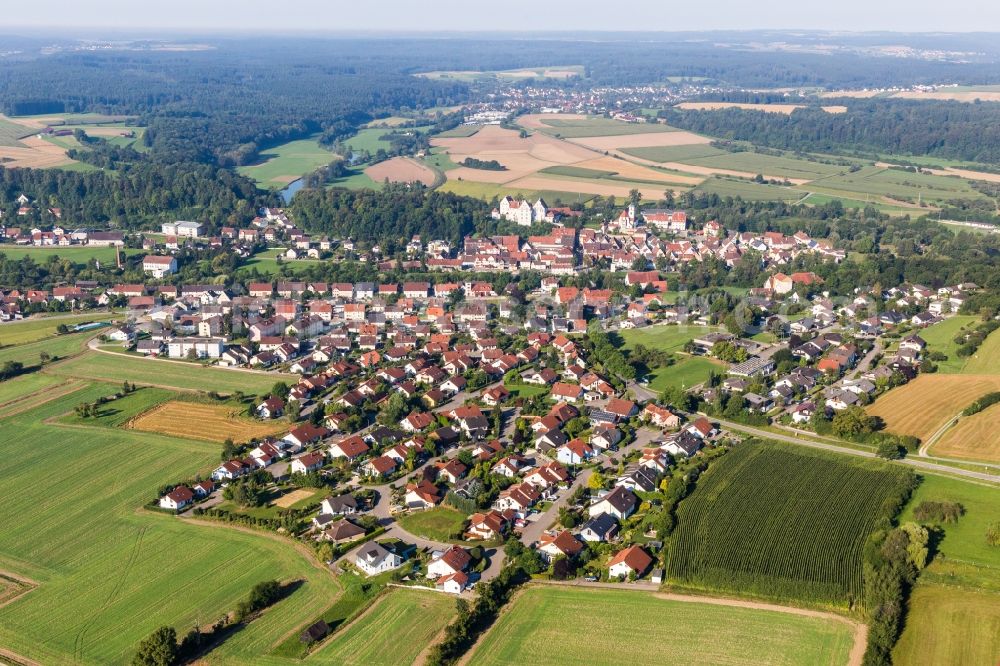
[127,400,287,443]
[0,136,77,168]
[433,124,594,166]
[8,112,133,129]
[675,102,847,114]
[503,175,660,199]
[567,130,711,151]
[517,113,589,129]
[930,402,1000,463]
[820,90,883,99]
[867,374,1000,443]
[893,584,1000,666]
[364,157,437,185]
[433,121,707,199]
[893,90,1000,102]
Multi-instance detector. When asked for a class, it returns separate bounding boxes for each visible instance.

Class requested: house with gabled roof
[159,486,194,512]
[588,486,637,520]
[537,530,583,563]
[608,545,653,579]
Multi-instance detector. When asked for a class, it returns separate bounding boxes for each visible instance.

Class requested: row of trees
[662,99,1000,164]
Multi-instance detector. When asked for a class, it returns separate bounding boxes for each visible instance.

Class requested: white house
[161,220,203,237]
[167,337,225,359]
[142,255,178,278]
[354,542,402,576]
[427,545,471,579]
[159,486,194,512]
[608,545,653,579]
[435,571,469,595]
[588,486,637,520]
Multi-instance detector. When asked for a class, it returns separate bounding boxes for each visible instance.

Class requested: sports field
[618,325,723,391]
[308,589,455,665]
[47,351,286,394]
[467,586,857,666]
[0,383,341,665]
[867,374,1000,443]
[237,137,336,189]
[129,400,287,443]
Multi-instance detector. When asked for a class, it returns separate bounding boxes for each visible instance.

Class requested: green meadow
[0,382,341,665]
[47,351,286,394]
[694,176,802,202]
[237,136,337,189]
[468,586,856,666]
[303,589,456,666]
[0,312,118,347]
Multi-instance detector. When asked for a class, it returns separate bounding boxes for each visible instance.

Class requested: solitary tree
[131,626,178,666]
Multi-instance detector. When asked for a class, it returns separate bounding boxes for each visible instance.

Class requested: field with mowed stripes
[467,586,857,666]
[0,382,341,665]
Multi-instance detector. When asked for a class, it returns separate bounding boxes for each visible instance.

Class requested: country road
[713,418,1000,485]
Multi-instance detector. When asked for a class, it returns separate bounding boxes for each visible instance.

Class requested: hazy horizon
[3,0,1000,34]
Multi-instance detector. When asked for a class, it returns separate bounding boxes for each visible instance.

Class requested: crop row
[667,443,908,607]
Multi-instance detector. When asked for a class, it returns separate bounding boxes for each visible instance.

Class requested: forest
[662,99,1000,164]
[0,163,273,231]
[5,36,1000,173]
[0,42,469,167]
[289,184,491,249]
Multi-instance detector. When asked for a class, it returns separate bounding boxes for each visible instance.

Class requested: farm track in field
[73,526,148,663]
[0,379,87,419]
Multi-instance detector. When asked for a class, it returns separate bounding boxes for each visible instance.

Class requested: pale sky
[3,0,1000,33]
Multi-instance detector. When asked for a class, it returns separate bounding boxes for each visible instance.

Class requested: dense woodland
[5,36,1000,171]
[0,43,468,166]
[289,184,491,249]
[0,163,272,230]
[663,100,1000,164]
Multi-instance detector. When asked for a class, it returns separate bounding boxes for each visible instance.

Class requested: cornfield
[667,442,912,608]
